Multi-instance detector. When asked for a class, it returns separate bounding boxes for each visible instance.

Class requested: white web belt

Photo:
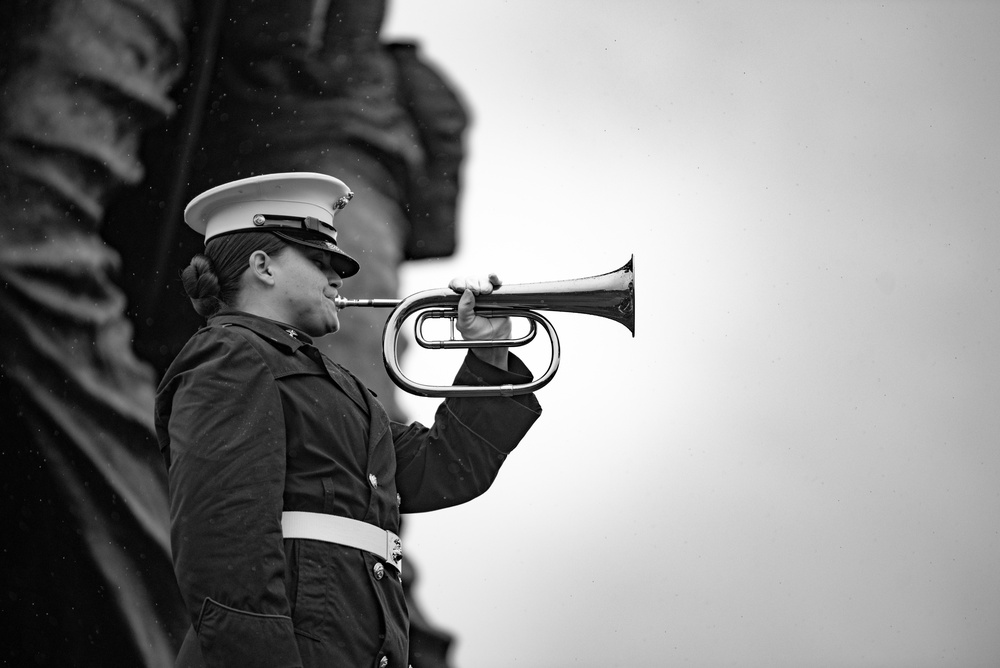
[281,511,402,573]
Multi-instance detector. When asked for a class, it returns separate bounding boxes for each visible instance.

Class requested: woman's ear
[247,250,276,286]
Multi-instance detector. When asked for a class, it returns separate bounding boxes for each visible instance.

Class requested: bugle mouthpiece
[334,296,400,309]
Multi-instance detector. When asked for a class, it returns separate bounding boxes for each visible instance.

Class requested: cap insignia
[334,191,354,210]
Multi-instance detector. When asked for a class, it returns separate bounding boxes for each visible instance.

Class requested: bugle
[335,256,635,398]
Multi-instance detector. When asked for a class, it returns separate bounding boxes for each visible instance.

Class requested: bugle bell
[335,256,635,398]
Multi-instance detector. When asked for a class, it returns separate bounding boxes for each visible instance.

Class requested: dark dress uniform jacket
[154,311,541,668]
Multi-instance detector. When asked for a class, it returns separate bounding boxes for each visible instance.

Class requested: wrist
[471,347,509,371]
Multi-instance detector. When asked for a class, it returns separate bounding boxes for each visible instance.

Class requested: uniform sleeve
[391,351,542,512]
[159,331,302,668]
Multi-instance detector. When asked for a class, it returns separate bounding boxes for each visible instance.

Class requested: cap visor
[272,231,361,278]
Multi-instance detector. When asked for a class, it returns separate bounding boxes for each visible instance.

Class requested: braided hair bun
[179,232,290,319]
[181,254,224,318]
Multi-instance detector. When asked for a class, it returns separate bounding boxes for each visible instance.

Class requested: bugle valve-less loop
[414,309,539,350]
[334,256,635,398]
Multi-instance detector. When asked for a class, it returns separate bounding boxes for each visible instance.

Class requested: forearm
[393,352,542,511]
[169,440,302,666]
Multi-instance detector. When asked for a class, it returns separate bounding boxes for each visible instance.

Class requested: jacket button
[378,657,389,668]
[373,563,385,580]
[368,473,378,488]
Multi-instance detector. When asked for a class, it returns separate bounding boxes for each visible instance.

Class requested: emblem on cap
[253,214,266,226]
[335,191,354,210]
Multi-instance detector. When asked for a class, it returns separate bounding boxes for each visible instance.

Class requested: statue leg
[0,0,191,664]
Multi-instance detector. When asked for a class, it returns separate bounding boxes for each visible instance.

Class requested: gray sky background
[381,2,1000,666]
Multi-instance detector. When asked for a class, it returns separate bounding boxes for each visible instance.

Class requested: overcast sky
[381,2,1000,666]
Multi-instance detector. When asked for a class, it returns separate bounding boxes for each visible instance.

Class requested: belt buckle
[387,532,403,572]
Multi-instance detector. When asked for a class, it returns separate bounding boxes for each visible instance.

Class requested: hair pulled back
[181,231,289,318]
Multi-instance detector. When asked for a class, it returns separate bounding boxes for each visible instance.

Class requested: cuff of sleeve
[457,350,534,386]
[196,597,302,668]
[448,352,542,454]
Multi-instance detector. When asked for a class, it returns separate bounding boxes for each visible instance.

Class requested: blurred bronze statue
[1,1,467,665]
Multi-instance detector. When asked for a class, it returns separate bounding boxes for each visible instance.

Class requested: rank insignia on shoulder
[285,329,299,339]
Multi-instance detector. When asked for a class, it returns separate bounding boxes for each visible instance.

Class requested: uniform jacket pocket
[195,597,301,668]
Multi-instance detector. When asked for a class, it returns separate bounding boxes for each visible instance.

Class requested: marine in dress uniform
[154,173,541,667]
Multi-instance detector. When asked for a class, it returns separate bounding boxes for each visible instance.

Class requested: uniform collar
[208,310,371,417]
[208,309,315,352]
